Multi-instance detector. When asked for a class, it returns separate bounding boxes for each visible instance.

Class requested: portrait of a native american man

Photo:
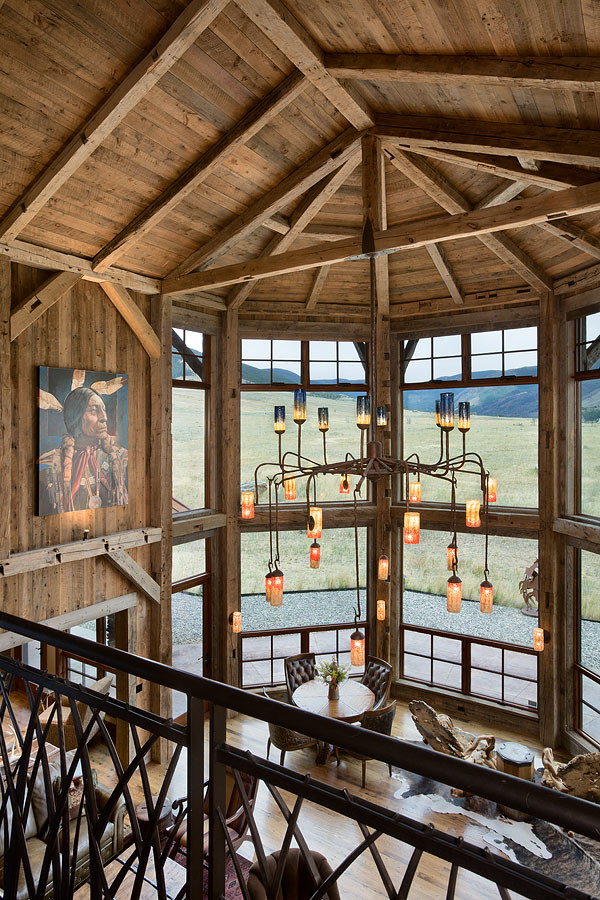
[38,367,128,516]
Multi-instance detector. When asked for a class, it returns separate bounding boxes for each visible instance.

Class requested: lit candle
[409,482,421,503]
[440,392,454,430]
[447,543,457,571]
[377,599,386,621]
[447,573,462,613]
[533,627,545,651]
[404,511,420,544]
[486,477,497,503]
[270,567,283,607]
[350,629,365,667]
[309,540,320,569]
[274,406,285,434]
[356,395,371,430]
[293,389,306,424]
[466,499,481,528]
[435,399,441,427]
[339,474,350,494]
[378,554,389,581]
[377,406,387,427]
[231,611,242,633]
[241,490,255,519]
[284,478,296,500]
[307,506,322,539]
[458,401,470,432]
[318,407,329,432]
[480,580,493,614]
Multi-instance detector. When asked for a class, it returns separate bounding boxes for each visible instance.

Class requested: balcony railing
[0,610,598,900]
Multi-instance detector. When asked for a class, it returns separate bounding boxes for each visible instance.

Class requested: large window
[172,540,210,716]
[172,329,208,512]
[575,311,600,517]
[576,549,600,746]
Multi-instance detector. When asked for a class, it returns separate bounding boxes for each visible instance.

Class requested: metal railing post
[187,695,205,899]
[208,703,227,900]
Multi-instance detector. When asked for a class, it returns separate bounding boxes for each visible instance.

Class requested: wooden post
[115,604,137,766]
[538,291,561,746]
[149,294,173,761]
[0,258,10,560]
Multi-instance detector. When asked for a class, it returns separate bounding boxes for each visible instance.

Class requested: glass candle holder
[377,599,386,621]
[284,478,296,500]
[231,611,242,633]
[307,506,322,539]
[533,627,545,652]
[486,477,497,503]
[376,406,387,427]
[404,511,420,544]
[466,500,481,528]
[241,490,255,519]
[378,554,389,581]
[293,389,306,424]
[409,482,421,503]
[458,401,471,432]
[274,406,285,434]
[480,580,494,614]
[435,399,441,427]
[339,474,350,494]
[309,540,320,569]
[318,407,329,432]
[356,395,371,430]
[440,392,454,430]
[270,568,283,607]
[447,574,462,612]
[447,543,457,571]
[265,571,273,604]
[350,629,365,667]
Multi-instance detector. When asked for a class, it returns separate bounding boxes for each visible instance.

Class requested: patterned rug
[172,851,253,899]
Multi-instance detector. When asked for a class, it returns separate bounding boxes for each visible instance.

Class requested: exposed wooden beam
[235,0,373,129]
[474,181,526,208]
[426,244,464,305]
[0,258,9,560]
[373,114,600,166]
[106,549,160,603]
[100,282,161,358]
[518,157,540,171]
[227,152,361,309]
[538,220,600,261]
[305,265,330,310]
[0,0,229,242]
[325,53,600,92]
[92,71,308,273]
[162,175,600,293]
[362,135,389,314]
[302,224,361,239]
[10,272,82,340]
[554,261,600,296]
[169,127,364,278]
[391,287,540,328]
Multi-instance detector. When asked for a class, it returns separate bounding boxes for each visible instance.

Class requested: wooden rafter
[325,53,600,92]
[537,220,600,261]
[11,272,83,340]
[100,283,161,358]
[161,175,600,294]
[106,549,160,603]
[372,114,600,166]
[228,151,361,309]
[426,245,464,306]
[168,126,364,278]
[0,0,229,243]
[92,70,308,273]
[234,0,373,129]
[305,265,331,310]
[362,135,389,313]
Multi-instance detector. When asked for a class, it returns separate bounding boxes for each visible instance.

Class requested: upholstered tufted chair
[361,656,392,709]
[284,653,316,702]
[247,848,341,900]
[342,700,397,787]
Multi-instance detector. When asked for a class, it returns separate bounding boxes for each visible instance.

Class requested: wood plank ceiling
[2,0,600,320]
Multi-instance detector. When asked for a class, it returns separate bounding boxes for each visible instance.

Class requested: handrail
[0,609,599,842]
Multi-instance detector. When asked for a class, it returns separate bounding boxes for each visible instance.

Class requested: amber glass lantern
[274,405,285,434]
[447,543,457,571]
[350,629,365,667]
[480,579,494,614]
[376,599,386,621]
[231,611,242,633]
[307,506,322,539]
[533,627,545,651]
[486,477,497,503]
[356,395,371,430]
[293,389,306,424]
[435,399,441,427]
[270,567,283,607]
[241,490,255,519]
[440,392,454,430]
[409,481,421,503]
[265,570,273,604]
[447,573,462,612]
[339,474,350,494]
[376,406,387,427]
[466,499,481,528]
[404,511,420,544]
[378,554,389,581]
[458,401,471,433]
[309,540,321,569]
[284,478,296,500]
[318,407,329,432]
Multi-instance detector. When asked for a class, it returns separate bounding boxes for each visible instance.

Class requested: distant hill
[404,367,539,418]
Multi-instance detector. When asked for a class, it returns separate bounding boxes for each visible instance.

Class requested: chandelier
[241,222,496,667]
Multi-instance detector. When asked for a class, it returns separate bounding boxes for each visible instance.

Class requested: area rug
[172,851,252,899]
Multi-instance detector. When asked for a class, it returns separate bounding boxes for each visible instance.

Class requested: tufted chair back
[361,700,396,737]
[284,653,316,702]
[361,656,392,709]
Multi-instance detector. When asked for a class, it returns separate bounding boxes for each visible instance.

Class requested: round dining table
[292,678,375,723]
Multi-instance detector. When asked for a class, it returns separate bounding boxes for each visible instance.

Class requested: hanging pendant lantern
[435,400,441,427]
[230,611,242,633]
[339,474,350,494]
[241,490,255,519]
[409,481,421,503]
[293,389,306,424]
[378,554,389,581]
[307,506,322,539]
[318,407,329,432]
[458,401,471,433]
[284,478,296,500]
[404,511,420,544]
[377,406,387,427]
[533,627,545,651]
[447,573,462,613]
[356,395,371,430]
[377,599,386,621]
[440,392,455,430]
[480,579,494,614]
[466,499,481,528]
[350,629,365,667]
[265,570,273,604]
[309,540,321,569]
[447,543,457,571]
[486,477,497,503]
[274,406,285,434]
[270,567,283,607]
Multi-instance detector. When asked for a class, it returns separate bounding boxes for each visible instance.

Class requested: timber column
[0,258,10,561]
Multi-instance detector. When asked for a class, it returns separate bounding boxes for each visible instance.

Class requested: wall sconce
[403,511,420,544]
[318,407,329,432]
[377,599,386,621]
[350,629,365,666]
[458,401,470,433]
[307,506,322,539]
[466,500,481,528]
[284,478,296,500]
[409,481,421,503]
[440,392,454,430]
[378,554,389,581]
[230,611,241,634]
[241,490,255,519]
[376,406,387,427]
[533,627,548,651]
[309,540,320,569]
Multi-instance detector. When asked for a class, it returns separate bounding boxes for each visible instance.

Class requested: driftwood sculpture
[409,700,496,769]
[519,558,539,617]
[542,748,600,803]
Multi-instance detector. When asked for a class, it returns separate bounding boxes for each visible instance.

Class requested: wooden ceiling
[2,0,600,322]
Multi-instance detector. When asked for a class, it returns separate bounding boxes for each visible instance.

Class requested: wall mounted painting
[38,367,128,516]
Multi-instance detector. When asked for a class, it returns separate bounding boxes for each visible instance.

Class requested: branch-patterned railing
[0,610,598,900]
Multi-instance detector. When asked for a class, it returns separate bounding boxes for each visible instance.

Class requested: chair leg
[362,760,366,789]
[335,747,341,767]
[266,737,271,759]
[280,749,286,766]
[388,763,392,778]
